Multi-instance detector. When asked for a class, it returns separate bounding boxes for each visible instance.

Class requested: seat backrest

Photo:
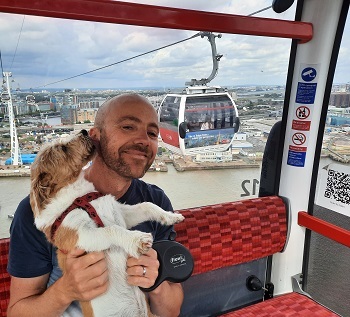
[174,196,288,317]
[0,238,10,317]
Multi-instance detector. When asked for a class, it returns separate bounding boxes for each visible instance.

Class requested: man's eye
[148,131,158,138]
[122,125,133,130]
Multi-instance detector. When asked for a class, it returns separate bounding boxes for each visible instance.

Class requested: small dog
[30,130,184,317]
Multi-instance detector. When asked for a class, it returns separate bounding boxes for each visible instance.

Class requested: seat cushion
[222,292,339,317]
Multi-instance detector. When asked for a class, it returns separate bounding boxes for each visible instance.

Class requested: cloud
[0,1,348,89]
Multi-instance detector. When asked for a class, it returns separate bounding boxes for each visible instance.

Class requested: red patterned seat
[0,238,10,317]
[221,292,339,317]
[175,196,287,275]
[175,196,338,317]
[175,196,289,316]
[0,197,337,317]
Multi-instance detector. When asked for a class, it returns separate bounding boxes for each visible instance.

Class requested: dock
[0,166,31,177]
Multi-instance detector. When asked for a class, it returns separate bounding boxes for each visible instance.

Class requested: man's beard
[99,134,152,178]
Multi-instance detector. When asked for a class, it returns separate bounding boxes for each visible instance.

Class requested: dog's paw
[159,212,185,226]
[129,232,153,258]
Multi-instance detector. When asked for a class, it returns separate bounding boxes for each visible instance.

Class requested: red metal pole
[298,211,350,248]
[0,0,313,43]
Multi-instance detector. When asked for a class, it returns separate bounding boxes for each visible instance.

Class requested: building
[329,92,350,108]
[61,104,77,124]
[76,108,98,123]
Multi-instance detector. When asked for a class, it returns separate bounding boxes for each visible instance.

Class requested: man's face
[98,99,159,179]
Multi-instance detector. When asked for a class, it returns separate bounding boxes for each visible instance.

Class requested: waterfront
[0,163,261,239]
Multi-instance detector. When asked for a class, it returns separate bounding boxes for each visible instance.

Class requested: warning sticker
[292,120,311,131]
[296,82,317,104]
[296,106,310,120]
[289,145,307,152]
[292,132,306,146]
[287,149,306,167]
[301,67,317,82]
[287,64,320,168]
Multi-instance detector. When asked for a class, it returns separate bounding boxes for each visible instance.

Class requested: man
[7,93,184,316]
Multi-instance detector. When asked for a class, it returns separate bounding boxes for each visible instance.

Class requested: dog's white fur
[30,131,184,317]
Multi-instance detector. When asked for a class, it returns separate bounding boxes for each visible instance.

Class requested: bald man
[8,94,183,317]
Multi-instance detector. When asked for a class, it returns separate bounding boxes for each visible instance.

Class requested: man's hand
[7,249,109,317]
[60,249,109,302]
[126,248,159,289]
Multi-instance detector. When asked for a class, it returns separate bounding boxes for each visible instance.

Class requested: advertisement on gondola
[184,128,235,149]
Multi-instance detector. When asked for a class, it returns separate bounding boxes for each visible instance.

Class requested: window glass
[185,95,235,132]
[305,14,350,317]
[0,5,292,238]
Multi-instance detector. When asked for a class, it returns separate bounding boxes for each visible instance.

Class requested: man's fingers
[68,249,105,268]
[68,248,86,258]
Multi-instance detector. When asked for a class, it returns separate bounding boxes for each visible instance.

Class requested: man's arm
[127,248,184,317]
[7,249,109,317]
[148,281,184,317]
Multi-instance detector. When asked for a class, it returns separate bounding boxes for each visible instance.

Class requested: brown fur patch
[30,132,96,214]
[54,227,79,271]
[81,301,95,317]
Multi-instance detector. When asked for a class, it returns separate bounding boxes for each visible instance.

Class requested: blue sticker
[301,67,317,82]
[296,82,317,104]
[287,150,306,167]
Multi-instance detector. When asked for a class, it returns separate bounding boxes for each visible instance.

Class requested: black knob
[246,275,263,291]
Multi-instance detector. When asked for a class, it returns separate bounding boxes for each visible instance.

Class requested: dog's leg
[119,202,184,229]
[76,225,153,258]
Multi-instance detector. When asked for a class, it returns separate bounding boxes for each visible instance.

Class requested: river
[0,164,261,238]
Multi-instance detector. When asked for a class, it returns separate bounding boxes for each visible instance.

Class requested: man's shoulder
[133,178,165,194]
[11,194,33,224]
[127,179,172,211]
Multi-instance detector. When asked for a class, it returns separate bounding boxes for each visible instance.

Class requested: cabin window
[305,15,350,317]
[159,96,180,128]
[184,95,235,132]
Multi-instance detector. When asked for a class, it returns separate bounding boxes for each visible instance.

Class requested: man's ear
[89,127,100,141]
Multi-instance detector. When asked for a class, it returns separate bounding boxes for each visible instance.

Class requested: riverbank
[0,149,346,177]
[172,157,260,171]
[0,166,31,177]
[0,156,261,176]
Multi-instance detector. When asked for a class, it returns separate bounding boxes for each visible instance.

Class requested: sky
[0,0,349,90]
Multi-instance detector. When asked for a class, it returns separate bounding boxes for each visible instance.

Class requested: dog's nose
[80,129,88,136]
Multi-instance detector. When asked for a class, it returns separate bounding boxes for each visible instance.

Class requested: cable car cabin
[1,0,350,317]
[159,86,239,155]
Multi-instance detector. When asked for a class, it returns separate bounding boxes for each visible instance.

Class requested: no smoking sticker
[292,132,306,146]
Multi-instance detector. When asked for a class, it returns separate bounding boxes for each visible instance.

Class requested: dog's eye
[61,145,68,152]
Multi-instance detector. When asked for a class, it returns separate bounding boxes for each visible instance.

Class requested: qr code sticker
[324,169,350,205]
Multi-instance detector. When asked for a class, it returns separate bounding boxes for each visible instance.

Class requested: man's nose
[133,129,150,145]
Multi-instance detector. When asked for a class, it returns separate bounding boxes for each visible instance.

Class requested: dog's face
[30,130,96,214]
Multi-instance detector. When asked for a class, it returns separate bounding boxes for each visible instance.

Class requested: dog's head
[30,129,96,214]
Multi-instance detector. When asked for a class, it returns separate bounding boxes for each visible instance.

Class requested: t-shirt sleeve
[146,183,178,242]
[126,180,177,242]
[153,190,176,241]
[7,195,53,278]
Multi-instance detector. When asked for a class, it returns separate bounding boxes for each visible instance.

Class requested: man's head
[89,93,159,179]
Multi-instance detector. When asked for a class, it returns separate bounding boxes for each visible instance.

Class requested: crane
[1,72,22,165]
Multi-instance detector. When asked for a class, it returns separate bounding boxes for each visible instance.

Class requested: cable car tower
[1,72,22,165]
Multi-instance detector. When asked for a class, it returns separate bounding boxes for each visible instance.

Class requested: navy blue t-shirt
[7,178,174,316]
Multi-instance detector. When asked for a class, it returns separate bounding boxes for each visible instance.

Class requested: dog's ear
[30,169,56,213]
